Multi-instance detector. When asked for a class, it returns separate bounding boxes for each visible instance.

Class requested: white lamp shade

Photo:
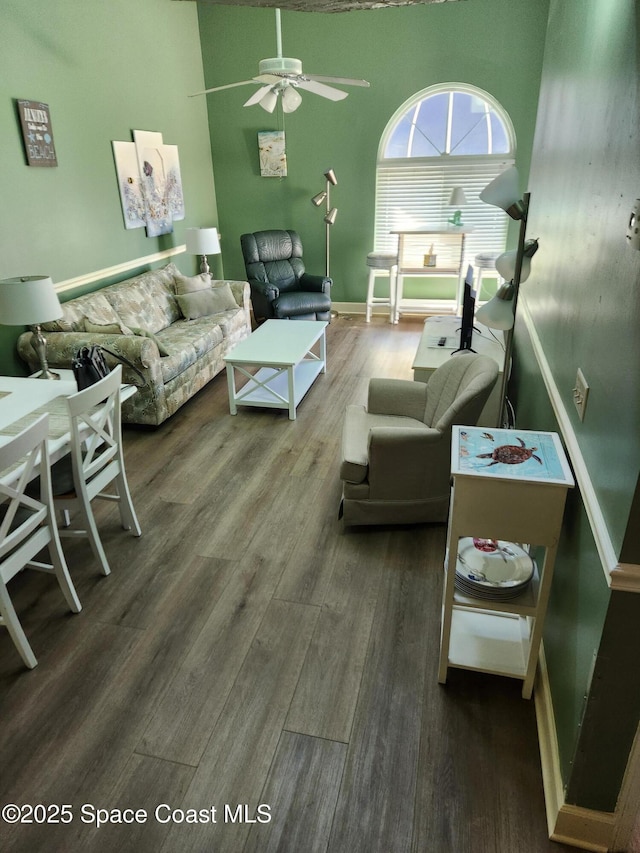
[449,187,467,206]
[480,166,524,219]
[311,191,327,207]
[0,276,62,326]
[496,249,532,283]
[259,88,279,113]
[282,86,302,113]
[475,289,515,330]
[324,168,337,186]
[185,227,220,256]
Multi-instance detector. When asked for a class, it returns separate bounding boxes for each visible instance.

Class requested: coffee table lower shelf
[227,359,324,420]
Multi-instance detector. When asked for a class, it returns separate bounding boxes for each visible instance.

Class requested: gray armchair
[240,229,332,322]
[339,354,499,526]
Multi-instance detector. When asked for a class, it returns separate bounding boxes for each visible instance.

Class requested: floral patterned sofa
[17,263,251,426]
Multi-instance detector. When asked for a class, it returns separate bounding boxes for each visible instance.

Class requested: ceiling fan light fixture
[259,88,279,113]
[282,85,302,113]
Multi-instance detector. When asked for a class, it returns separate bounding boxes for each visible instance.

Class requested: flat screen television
[453,265,477,353]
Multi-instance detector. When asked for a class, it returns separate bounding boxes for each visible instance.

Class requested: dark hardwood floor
[0,316,577,852]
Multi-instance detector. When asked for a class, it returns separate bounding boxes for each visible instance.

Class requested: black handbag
[72,344,145,391]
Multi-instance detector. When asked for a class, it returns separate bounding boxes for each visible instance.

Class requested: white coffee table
[224,319,327,420]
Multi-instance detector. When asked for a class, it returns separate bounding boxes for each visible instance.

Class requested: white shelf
[447,608,530,678]
[234,359,323,412]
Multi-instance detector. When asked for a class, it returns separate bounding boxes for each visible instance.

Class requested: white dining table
[0,370,136,485]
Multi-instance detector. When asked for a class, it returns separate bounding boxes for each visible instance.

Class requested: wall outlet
[573,368,589,421]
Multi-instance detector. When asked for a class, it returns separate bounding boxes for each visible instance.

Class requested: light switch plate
[573,368,589,421]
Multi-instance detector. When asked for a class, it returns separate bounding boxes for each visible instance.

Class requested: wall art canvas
[17,100,57,167]
[258,131,287,177]
[163,144,185,221]
[133,130,173,237]
[112,130,185,237]
[112,141,146,229]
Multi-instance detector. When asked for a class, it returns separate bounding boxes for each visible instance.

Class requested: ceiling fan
[189,8,370,113]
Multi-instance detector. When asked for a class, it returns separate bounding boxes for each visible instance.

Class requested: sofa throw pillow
[174,272,211,295]
[130,327,170,357]
[176,284,238,320]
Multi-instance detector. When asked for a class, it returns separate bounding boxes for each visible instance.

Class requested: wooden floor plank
[244,731,347,853]
[138,551,288,766]
[73,754,196,853]
[159,599,319,853]
[327,527,441,853]
[284,548,383,742]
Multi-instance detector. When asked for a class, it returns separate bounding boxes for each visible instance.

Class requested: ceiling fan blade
[243,85,277,108]
[188,80,256,97]
[305,75,370,88]
[253,73,285,85]
[295,79,349,102]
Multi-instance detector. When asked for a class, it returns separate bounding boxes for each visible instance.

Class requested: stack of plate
[454,537,535,601]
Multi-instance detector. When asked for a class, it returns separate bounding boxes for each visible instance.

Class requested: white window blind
[374,156,515,264]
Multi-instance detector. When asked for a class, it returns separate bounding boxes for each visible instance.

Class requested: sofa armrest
[367,378,429,421]
[17,330,161,385]
[300,273,332,294]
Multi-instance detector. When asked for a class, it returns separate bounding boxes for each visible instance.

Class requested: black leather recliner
[240,229,332,322]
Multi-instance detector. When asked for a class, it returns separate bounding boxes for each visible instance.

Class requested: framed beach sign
[258,131,287,177]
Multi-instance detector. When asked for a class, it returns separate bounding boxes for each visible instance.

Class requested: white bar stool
[474,252,501,300]
[365,252,398,323]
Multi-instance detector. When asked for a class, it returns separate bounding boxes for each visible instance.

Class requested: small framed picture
[17,100,57,166]
[258,131,287,177]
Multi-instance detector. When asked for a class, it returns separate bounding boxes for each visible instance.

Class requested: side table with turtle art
[438,425,574,699]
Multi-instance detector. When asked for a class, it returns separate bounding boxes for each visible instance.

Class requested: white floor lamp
[476,166,538,427]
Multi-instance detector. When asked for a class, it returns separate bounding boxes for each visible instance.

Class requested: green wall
[196,0,549,303]
[0,0,217,374]
[512,0,640,810]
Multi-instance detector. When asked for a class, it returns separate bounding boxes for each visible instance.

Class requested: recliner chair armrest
[367,378,429,421]
[299,273,332,294]
[248,277,279,300]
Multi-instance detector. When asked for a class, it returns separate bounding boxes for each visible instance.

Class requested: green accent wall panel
[511,315,610,788]
[196,0,549,303]
[525,0,640,555]
[0,0,217,374]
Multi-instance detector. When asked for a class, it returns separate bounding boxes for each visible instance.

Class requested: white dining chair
[0,414,82,669]
[51,366,141,576]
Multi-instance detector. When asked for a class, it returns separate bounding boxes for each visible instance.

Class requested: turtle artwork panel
[477,435,543,467]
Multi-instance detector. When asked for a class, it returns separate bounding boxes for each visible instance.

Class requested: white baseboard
[536,648,615,852]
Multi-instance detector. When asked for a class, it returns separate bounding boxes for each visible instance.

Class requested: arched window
[375,83,516,264]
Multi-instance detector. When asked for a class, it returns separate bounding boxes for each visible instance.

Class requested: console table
[391,228,470,320]
[438,426,574,699]
[412,316,506,427]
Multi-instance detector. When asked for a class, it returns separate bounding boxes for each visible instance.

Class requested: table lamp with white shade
[185,227,221,276]
[448,186,467,227]
[0,275,63,379]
